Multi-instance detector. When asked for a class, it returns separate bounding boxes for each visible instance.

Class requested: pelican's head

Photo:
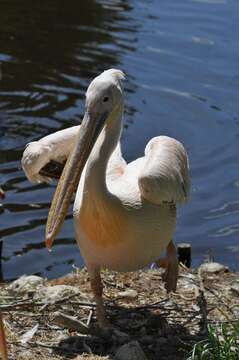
[45,69,126,249]
[86,68,125,108]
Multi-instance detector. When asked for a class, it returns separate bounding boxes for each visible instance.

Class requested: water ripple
[1,0,239,279]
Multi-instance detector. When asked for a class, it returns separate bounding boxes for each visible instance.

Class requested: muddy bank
[0,264,238,359]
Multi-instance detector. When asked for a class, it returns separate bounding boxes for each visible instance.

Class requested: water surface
[0,0,239,280]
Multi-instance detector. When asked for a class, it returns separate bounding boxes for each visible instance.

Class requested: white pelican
[22,69,190,326]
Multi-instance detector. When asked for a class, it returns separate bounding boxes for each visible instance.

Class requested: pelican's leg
[156,240,178,293]
[88,266,109,328]
[0,313,8,360]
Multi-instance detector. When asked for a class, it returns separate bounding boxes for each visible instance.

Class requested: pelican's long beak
[45,110,108,250]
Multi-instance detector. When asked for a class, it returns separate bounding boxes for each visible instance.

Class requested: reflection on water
[0,0,239,280]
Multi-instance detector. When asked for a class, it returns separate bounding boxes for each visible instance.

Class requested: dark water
[0,0,239,280]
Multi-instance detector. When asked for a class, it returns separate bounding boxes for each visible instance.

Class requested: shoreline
[0,262,238,359]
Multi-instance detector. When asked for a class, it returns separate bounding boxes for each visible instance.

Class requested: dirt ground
[0,265,238,360]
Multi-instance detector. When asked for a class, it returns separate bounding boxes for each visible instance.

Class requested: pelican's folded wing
[138,136,190,204]
[21,126,80,183]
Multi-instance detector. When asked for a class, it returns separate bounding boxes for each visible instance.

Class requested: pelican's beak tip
[45,236,53,252]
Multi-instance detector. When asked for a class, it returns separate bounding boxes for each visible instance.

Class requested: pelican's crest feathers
[102,69,126,82]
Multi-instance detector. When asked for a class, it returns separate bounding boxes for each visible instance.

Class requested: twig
[0,313,8,360]
[52,311,90,334]
[208,319,239,325]
[39,291,90,312]
[68,300,96,308]
[204,286,235,315]
[215,306,233,323]
[178,294,196,301]
[0,291,91,312]
[103,279,125,290]
[33,340,80,355]
[0,300,40,311]
[11,340,79,355]
[86,310,93,327]
[133,299,169,310]
[197,269,208,335]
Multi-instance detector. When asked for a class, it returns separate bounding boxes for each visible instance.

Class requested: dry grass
[0,266,238,360]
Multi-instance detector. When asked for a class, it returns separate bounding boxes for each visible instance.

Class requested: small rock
[156,337,167,345]
[140,335,154,345]
[231,281,239,296]
[199,262,228,275]
[117,289,138,299]
[139,326,147,336]
[35,285,78,303]
[9,275,44,294]
[112,329,130,344]
[116,319,130,328]
[59,335,82,351]
[114,341,148,360]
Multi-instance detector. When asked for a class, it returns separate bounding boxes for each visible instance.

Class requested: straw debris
[0,265,238,359]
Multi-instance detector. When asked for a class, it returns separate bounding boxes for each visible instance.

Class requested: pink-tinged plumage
[22,69,190,326]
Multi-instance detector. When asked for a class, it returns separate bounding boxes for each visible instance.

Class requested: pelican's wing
[21,126,80,183]
[138,136,190,204]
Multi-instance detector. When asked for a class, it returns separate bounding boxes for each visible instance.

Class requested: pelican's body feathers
[22,130,188,272]
[22,68,190,276]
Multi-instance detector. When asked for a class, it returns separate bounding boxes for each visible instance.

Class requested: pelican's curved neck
[84,103,123,195]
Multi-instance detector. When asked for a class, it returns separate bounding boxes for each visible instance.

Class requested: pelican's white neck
[84,103,123,194]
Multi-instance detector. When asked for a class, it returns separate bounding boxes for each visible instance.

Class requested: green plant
[187,321,239,360]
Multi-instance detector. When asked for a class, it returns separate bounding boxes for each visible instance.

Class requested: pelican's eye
[103,96,109,102]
